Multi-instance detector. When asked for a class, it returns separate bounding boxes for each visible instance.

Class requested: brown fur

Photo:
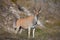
[16,16,34,29]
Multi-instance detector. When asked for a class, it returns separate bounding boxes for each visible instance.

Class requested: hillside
[0,0,60,40]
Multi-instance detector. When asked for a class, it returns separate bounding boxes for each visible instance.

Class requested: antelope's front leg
[28,27,31,38]
[32,28,35,38]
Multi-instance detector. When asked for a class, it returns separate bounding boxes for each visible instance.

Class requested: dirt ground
[0,28,60,40]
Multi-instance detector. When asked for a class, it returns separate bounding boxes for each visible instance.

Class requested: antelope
[11,5,45,38]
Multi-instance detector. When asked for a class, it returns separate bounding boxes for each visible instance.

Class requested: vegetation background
[0,0,60,40]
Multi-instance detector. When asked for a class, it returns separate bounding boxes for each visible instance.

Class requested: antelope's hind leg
[15,26,20,34]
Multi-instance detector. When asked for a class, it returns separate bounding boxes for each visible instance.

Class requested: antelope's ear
[38,8,41,13]
[33,7,36,13]
[39,10,42,13]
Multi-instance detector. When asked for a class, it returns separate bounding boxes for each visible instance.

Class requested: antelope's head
[33,7,41,16]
